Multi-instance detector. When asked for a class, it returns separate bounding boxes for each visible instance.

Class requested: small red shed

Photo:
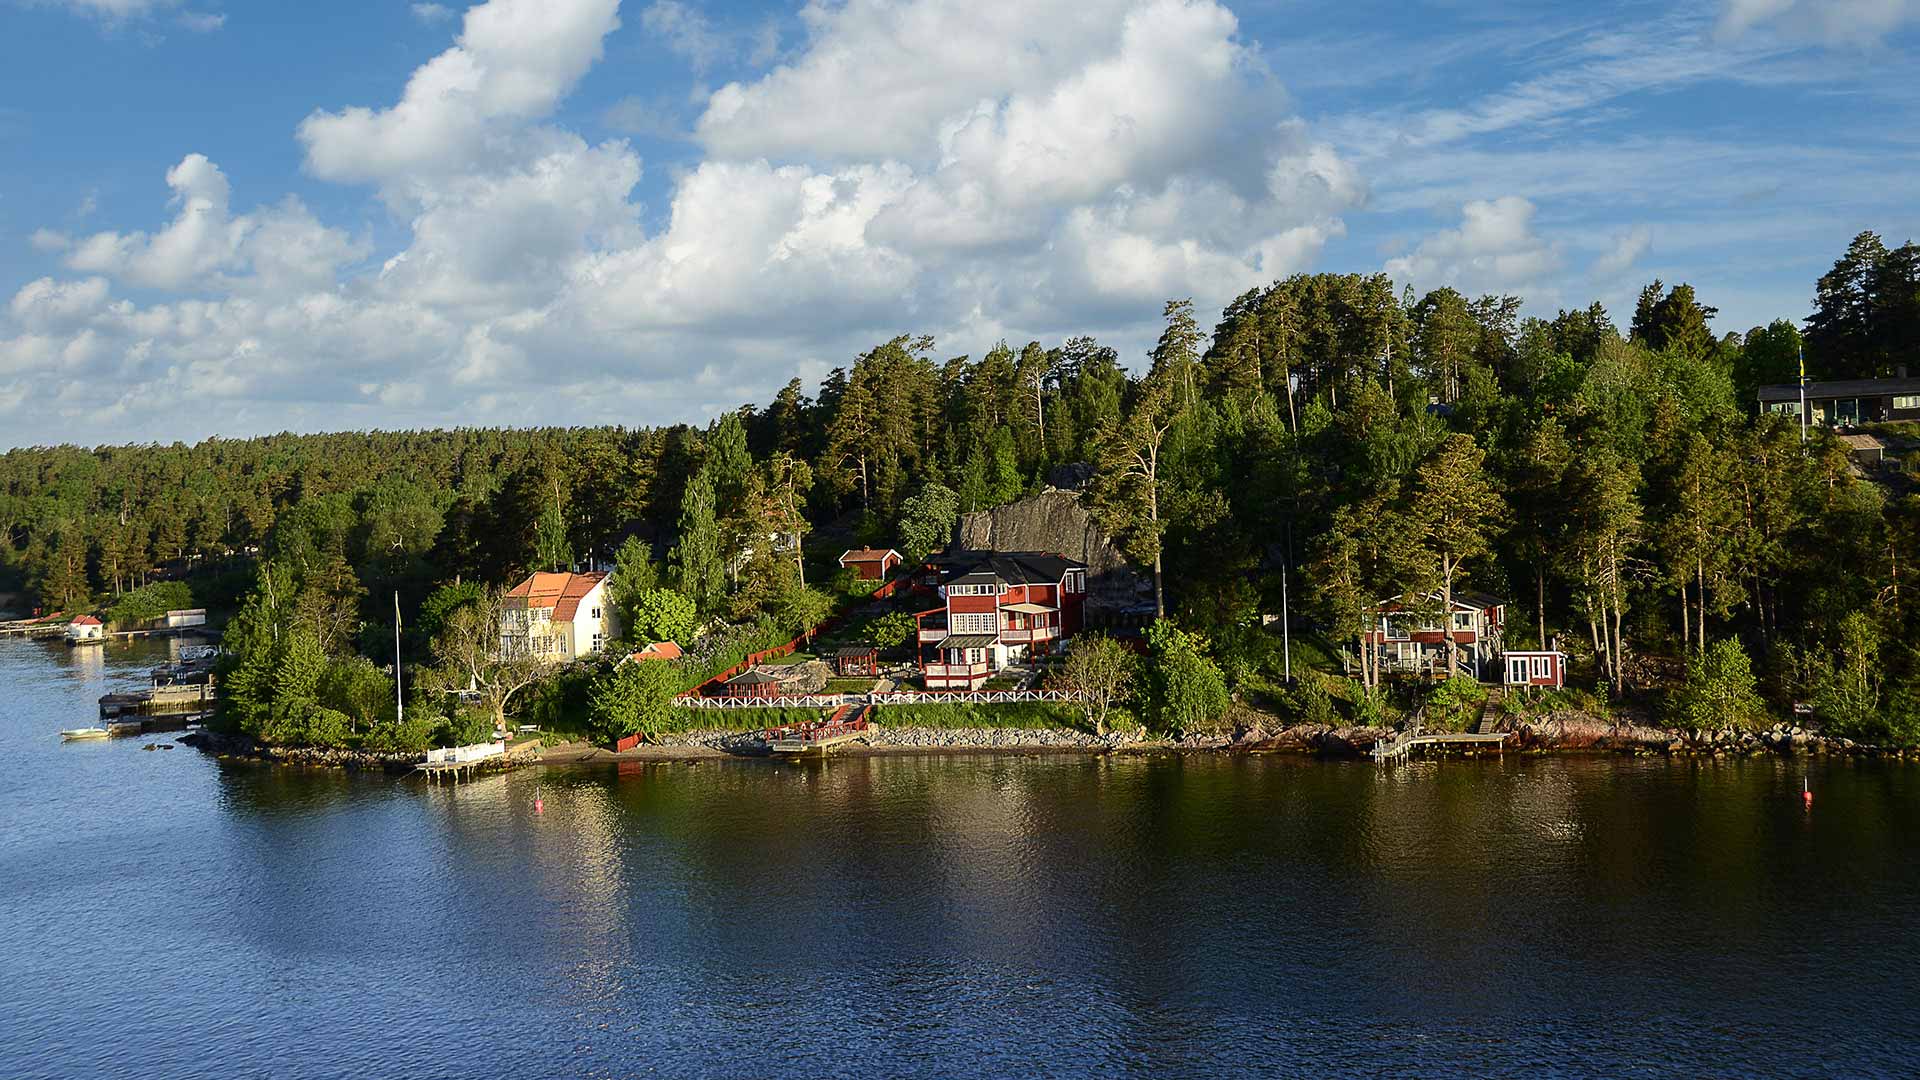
[1503,651,1565,690]
[838,548,903,580]
[723,669,783,699]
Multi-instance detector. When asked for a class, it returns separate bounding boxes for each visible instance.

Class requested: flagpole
[1799,345,1807,444]
[394,590,404,723]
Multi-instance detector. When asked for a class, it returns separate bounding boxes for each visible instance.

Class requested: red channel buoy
[535,795,545,814]
[1803,778,1813,809]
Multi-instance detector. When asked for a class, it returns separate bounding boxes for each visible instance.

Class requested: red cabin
[723,669,783,699]
[838,548,903,581]
[1503,651,1565,689]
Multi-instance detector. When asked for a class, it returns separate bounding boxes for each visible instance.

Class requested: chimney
[1900,365,1910,379]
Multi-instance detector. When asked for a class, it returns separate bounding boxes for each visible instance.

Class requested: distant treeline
[3,229,1918,744]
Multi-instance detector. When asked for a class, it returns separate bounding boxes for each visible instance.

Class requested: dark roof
[935,634,999,650]
[1757,377,1920,402]
[835,646,877,659]
[933,550,1085,586]
[1456,590,1507,611]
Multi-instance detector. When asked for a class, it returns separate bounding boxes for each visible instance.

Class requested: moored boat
[61,726,110,741]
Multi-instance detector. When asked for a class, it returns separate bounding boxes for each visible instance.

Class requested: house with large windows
[1757,372,1920,427]
[499,571,615,662]
[914,551,1088,690]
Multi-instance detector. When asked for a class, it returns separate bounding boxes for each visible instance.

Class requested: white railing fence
[675,689,1086,710]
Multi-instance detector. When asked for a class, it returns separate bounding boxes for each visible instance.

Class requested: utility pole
[1280,516,1294,686]
[394,590,404,723]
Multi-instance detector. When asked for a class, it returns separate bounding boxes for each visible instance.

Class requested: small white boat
[61,726,110,741]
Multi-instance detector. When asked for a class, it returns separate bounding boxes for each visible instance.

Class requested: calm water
[4,640,1919,1078]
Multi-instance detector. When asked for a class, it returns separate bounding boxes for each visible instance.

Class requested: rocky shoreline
[180,711,1920,774]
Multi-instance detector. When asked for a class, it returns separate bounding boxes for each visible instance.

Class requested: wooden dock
[0,618,67,639]
[417,740,510,783]
[766,705,872,755]
[99,682,215,718]
[1373,724,1507,764]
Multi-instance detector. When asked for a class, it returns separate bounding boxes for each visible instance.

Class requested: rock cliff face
[956,488,1133,580]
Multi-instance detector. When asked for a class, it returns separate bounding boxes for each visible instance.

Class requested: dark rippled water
[5,638,1920,1078]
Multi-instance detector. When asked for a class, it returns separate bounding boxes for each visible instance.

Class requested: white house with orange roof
[499,571,615,662]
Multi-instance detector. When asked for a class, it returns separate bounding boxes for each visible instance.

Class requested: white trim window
[1530,655,1552,678]
[951,612,997,634]
[1064,570,1085,594]
[1896,395,1920,410]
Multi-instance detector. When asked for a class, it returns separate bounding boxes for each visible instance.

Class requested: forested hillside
[4,229,1919,746]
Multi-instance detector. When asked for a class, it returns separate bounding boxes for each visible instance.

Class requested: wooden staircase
[1473,687,1507,735]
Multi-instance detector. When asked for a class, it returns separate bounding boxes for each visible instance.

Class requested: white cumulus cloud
[1,0,1363,444]
[1385,196,1562,295]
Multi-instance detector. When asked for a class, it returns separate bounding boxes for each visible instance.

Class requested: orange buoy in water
[535,795,545,814]
[1803,778,1813,809]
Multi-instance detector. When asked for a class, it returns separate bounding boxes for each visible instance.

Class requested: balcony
[918,623,949,644]
[923,662,989,678]
[999,625,1059,644]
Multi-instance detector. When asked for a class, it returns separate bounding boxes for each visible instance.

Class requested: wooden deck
[99,682,215,718]
[1373,725,1508,764]
[766,705,873,755]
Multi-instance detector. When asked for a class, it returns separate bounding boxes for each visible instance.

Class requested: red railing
[677,571,908,700]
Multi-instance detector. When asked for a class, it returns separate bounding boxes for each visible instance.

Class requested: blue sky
[2,0,1916,447]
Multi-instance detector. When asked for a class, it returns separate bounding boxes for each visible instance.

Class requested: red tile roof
[506,571,608,622]
[70,615,102,626]
[631,641,683,662]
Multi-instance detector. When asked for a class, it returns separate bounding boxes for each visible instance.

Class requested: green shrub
[1668,637,1770,731]
[105,580,195,627]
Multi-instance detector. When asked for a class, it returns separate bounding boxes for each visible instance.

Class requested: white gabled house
[499,571,616,662]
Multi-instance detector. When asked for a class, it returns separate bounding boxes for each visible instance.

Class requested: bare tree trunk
[1680,580,1689,653]
[1537,565,1547,651]
[1696,557,1706,654]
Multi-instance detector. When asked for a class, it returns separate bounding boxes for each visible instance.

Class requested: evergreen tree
[671,467,725,615]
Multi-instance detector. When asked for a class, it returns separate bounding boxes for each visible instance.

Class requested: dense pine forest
[5,230,1920,748]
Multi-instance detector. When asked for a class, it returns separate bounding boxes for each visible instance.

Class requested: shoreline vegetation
[12,231,1920,760]
[180,710,1918,776]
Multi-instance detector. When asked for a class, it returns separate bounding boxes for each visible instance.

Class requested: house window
[1767,402,1797,414]
[1530,655,1551,678]
[1064,570,1085,594]
[951,612,996,634]
[1508,657,1528,683]
[1452,612,1473,630]
[1896,396,1920,410]
[591,632,605,652]
[590,606,601,620]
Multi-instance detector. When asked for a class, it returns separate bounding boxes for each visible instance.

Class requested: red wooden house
[838,548,904,580]
[915,551,1088,690]
[1364,590,1507,680]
